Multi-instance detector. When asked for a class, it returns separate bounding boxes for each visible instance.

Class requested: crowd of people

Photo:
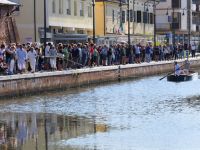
[0,41,198,75]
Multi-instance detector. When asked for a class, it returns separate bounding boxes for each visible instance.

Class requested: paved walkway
[0,57,200,81]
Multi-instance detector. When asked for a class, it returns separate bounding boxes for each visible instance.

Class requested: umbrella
[0,0,19,5]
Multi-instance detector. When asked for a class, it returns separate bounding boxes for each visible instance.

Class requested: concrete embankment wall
[0,58,200,98]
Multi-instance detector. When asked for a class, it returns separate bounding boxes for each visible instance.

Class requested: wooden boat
[167,71,198,82]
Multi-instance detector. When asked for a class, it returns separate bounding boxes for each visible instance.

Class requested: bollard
[118,65,121,82]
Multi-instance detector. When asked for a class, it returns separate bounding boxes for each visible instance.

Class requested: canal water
[0,72,200,150]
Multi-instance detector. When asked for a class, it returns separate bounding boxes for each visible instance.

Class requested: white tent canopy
[0,0,18,5]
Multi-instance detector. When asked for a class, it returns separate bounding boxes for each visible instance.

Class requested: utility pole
[119,0,122,33]
[153,0,156,47]
[44,0,47,48]
[172,8,175,47]
[92,0,96,43]
[132,0,135,35]
[127,0,131,49]
[188,0,191,49]
[34,0,36,42]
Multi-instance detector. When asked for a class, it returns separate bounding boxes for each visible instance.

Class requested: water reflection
[1,71,200,149]
[0,113,107,150]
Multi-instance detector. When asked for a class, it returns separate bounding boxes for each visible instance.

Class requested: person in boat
[174,61,190,76]
[174,61,181,76]
[183,60,190,75]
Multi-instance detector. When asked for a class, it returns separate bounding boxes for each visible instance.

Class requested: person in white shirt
[49,45,57,70]
[16,45,27,73]
[27,47,37,73]
[191,43,196,58]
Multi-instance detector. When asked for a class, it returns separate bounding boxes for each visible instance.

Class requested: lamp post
[44,0,47,48]
[172,8,175,47]
[187,0,191,49]
[143,2,148,38]
[34,0,36,42]
[127,0,131,49]
[153,0,156,47]
[92,0,96,43]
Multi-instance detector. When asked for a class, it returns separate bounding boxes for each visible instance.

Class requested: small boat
[167,71,198,82]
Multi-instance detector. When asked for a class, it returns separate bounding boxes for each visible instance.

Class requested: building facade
[156,0,199,45]
[95,0,155,46]
[10,0,93,43]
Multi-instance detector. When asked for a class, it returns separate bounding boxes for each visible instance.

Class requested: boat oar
[159,71,174,81]
[159,63,186,81]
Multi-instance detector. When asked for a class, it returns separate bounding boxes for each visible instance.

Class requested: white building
[156,0,198,45]
[10,0,93,43]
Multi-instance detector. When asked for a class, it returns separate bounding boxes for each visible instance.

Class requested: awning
[0,0,19,5]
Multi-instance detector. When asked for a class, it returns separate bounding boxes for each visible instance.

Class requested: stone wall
[0,58,200,98]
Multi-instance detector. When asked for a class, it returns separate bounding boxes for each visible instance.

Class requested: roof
[0,0,19,5]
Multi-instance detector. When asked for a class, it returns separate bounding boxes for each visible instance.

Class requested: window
[130,10,133,22]
[172,12,181,29]
[172,0,181,9]
[143,12,148,24]
[88,5,92,17]
[134,11,136,22]
[126,10,129,22]
[52,0,56,14]
[80,1,84,16]
[137,11,141,23]
[66,0,71,15]
[74,0,77,16]
[122,11,125,23]
[59,0,63,14]
[149,13,153,24]
[112,10,115,23]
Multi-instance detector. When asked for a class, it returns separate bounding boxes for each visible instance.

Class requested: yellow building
[12,0,93,43]
[95,0,154,45]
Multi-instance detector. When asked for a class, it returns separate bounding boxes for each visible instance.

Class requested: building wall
[12,0,93,43]
[95,0,154,45]
[95,2,105,36]
[156,0,195,33]
[13,0,44,43]
[48,0,93,32]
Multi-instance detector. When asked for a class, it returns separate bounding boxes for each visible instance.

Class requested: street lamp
[44,0,47,48]
[34,0,36,42]
[92,0,96,44]
[127,0,131,49]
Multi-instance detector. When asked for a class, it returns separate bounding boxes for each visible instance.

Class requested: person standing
[8,46,16,75]
[0,44,5,64]
[27,47,37,73]
[191,43,196,58]
[145,44,151,63]
[49,45,57,71]
[16,45,27,74]
[135,44,141,63]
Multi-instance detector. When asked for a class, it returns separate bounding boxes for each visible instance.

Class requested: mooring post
[118,65,121,82]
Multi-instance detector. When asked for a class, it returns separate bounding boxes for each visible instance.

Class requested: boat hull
[167,72,198,82]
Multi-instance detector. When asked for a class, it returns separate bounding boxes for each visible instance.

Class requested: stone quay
[0,58,200,99]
